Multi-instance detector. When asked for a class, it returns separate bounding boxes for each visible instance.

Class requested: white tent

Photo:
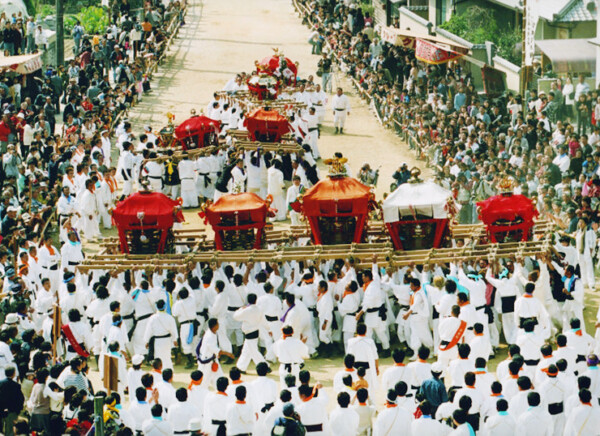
[0,0,28,18]
[382,180,453,223]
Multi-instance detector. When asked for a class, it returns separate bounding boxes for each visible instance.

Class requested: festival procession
[0,0,599,434]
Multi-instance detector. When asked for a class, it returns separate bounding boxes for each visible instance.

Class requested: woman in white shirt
[563,76,575,119]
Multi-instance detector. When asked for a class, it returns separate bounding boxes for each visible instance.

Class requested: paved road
[127,0,427,195]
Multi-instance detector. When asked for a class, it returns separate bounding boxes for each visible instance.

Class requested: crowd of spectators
[297,0,600,229]
[0,1,185,434]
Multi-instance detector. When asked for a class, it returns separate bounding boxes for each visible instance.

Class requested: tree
[440,6,521,65]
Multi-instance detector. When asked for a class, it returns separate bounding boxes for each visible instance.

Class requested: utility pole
[56,0,64,66]
[520,0,528,96]
[587,0,599,88]
[94,396,104,436]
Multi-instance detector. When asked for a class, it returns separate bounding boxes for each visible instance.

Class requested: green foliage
[36,3,55,20]
[360,0,374,18]
[75,5,109,35]
[440,6,521,65]
[64,15,78,34]
[23,0,35,16]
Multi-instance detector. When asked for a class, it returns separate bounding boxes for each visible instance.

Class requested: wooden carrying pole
[77,237,552,272]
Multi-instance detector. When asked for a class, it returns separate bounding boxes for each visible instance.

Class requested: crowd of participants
[0,0,599,435]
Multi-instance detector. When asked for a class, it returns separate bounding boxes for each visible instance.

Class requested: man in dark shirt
[0,365,25,436]
[418,361,448,416]
[2,23,15,55]
[1,206,18,237]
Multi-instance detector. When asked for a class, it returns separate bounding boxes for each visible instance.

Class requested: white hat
[16,113,24,119]
[188,419,203,431]
[431,361,444,373]
[7,206,18,213]
[132,354,144,366]
[4,313,18,325]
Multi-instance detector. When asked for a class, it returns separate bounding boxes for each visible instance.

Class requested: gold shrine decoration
[323,157,348,177]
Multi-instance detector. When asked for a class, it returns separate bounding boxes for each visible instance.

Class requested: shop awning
[380,26,470,54]
[535,38,595,73]
[415,39,465,65]
[0,53,42,74]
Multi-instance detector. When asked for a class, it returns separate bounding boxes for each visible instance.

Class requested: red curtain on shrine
[477,193,539,242]
[112,191,184,253]
[204,193,268,250]
[243,108,291,142]
[175,115,221,147]
[302,177,372,245]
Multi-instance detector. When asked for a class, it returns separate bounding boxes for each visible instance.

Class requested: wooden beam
[77,236,552,272]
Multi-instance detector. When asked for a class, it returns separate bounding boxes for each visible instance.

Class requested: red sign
[415,39,464,65]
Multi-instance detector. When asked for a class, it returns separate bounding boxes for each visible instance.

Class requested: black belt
[211,420,226,436]
[475,305,486,311]
[519,317,538,328]
[152,333,170,340]
[244,330,259,339]
[366,307,380,313]
[440,340,450,347]
[198,172,211,188]
[68,261,80,266]
[398,305,410,310]
[308,307,317,316]
[147,175,162,179]
[122,313,135,320]
[180,319,194,325]
[174,432,189,435]
[67,342,86,353]
[334,108,345,111]
[198,354,215,365]
[500,295,516,313]
[548,402,563,415]
[308,127,318,132]
[432,307,439,320]
[467,326,474,330]
[197,310,209,320]
[466,413,480,431]
[48,264,58,270]
[265,315,278,322]
[524,359,540,366]
[305,424,323,432]
[260,402,274,413]
[354,361,370,370]
[577,354,586,363]
[228,306,240,312]
[136,313,152,322]
[283,362,303,373]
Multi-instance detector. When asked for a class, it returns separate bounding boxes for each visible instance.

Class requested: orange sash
[439,320,467,351]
